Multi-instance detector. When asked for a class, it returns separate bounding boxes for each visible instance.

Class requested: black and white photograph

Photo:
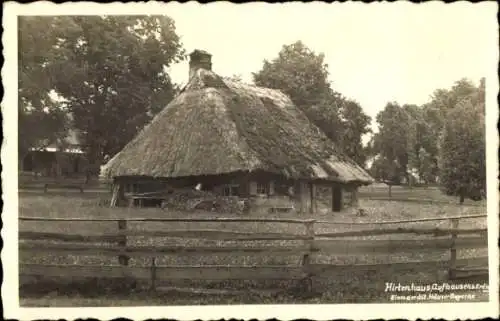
[2,2,499,320]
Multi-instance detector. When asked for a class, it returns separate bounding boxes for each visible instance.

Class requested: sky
[162,2,495,139]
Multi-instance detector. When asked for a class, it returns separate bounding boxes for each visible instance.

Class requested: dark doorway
[23,154,34,171]
[73,157,80,173]
[332,186,342,212]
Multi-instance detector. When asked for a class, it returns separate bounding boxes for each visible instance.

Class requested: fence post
[118,219,129,266]
[302,219,316,292]
[150,257,157,292]
[448,218,459,279]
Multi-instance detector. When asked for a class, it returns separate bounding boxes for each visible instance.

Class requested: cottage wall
[229,173,290,213]
[114,171,360,213]
[343,188,353,207]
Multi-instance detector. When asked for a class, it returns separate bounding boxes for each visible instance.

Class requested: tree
[368,78,485,190]
[418,104,442,183]
[423,78,479,140]
[438,81,485,203]
[304,89,345,146]
[253,41,331,108]
[252,41,344,142]
[18,15,185,169]
[403,104,440,185]
[339,99,372,166]
[371,102,410,183]
[252,41,371,165]
[369,155,400,197]
[420,78,486,187]
[18,17,71,160]
[416,147,435,184]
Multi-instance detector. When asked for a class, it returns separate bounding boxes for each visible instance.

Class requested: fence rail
[19,213,485,223]
[19,176,112,193]
[19,214,488,293]
[20,216,313,223]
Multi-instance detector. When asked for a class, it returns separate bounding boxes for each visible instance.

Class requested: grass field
[18,187,489,305]
[358,185,486,205]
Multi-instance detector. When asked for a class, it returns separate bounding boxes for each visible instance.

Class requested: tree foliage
[253,41,344,144]
[252,41,371,167]
[369,77,486,201]
[253,41,331,108]
[18,15,185,168]
[339,99,372,166]
[18,17,71,158]
[369,156,401,185]
[403,104,439,184]
[370,102,410,183]
[438,80,485,202]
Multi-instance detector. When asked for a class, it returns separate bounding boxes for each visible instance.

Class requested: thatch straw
[103,69,373,184]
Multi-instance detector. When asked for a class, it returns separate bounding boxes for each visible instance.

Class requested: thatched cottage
[103,49,373,213]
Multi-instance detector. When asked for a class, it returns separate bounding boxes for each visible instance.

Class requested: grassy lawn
[358,185,486,206]
[18,189,489,305]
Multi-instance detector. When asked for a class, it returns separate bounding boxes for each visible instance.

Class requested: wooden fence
[19,214,488,293]
[19,175,112,193]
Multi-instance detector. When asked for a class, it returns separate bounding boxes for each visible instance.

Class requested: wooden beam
[19,227,486,244]
[19,236,486,258]
[20,264,306,281]
[19,216,321,224]
[118,219,129,266]
[309,182,314,214]
[311,256,488,276]
[19,231,122,243]
[448,218,460,279]
[19,242,316,257]
[18,230,311,242]
[19,214,487,224]
[351,186,359,207]
[315,235,487,255]
[19,256,488,282]
[269,180,275,196]
[314,227,487,238]
[110,183,119,207]
[339,187,343,211]
[296,181,302,213]
[331,185,334,212]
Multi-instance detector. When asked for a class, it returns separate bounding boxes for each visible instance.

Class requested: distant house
[102,49,373,212]
[21,128,89,178]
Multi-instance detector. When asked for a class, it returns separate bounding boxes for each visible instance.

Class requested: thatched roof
[103,67,373,184]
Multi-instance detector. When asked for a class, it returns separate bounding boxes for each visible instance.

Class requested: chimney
[189,49,212,79]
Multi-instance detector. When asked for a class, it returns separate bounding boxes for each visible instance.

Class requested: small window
[124,183,138,193]
[275,182,292,196]
[256,182,269,195]
[222,184,239,196]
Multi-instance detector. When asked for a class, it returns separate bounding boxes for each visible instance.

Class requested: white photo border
[2,1,499,320]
